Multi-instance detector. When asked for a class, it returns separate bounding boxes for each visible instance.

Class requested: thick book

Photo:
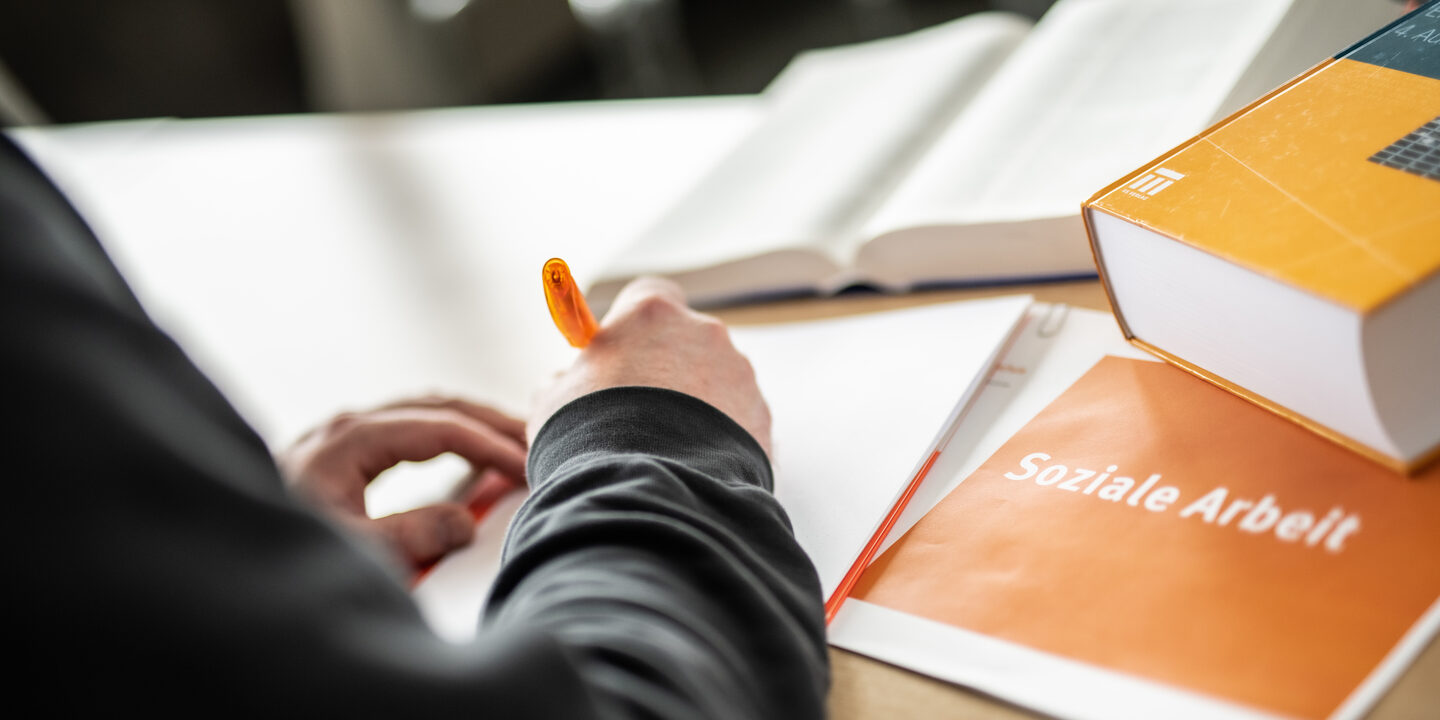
[587,0,1401,312]
[1084,0,1440,474]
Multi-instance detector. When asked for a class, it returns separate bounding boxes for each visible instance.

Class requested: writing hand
[529,277,772,455]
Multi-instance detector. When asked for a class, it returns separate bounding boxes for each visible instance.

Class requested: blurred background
[0,0,1059,125]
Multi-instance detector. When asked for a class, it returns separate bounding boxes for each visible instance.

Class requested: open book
[588,0,1402,311]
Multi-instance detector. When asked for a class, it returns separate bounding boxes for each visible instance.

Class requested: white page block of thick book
[730,294,1032,598]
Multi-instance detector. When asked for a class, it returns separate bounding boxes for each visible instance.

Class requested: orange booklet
[846,356,1440,720]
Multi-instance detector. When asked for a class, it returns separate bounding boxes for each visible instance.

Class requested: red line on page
[824,449,942,625]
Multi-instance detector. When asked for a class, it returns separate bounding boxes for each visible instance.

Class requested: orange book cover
[1087,5,1440,315]
[852,356,1440,719]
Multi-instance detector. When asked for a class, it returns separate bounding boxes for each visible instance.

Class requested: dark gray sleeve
[490,387,830,720]
[3,134,828,718]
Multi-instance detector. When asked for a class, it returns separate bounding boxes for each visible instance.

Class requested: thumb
[369,503,475,569]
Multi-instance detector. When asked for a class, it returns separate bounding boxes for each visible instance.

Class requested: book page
[860,0,1301,234]
[837,356,1440,720]
[730,294,1032,598]
[596,12,1032,285]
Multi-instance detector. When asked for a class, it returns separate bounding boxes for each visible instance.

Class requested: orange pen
[542,258,599,348]
[412,258,594,588]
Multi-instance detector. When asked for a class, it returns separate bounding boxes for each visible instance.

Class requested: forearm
[489,387,829,720]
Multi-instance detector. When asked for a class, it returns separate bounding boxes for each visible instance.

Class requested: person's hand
[278,396,528,574]
[529,277,772,454]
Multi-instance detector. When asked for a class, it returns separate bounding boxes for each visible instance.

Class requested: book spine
[1080,207,1136,341]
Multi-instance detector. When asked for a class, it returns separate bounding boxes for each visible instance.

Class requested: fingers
[283,405,527,516]
[374,395,526,445]
[526,275,773,456]
[601,276,689,327]
[279,395,530,577]
[596,276,717,351]
[368,502,476,569]
[456,467,523,513]
[328,407,528,486]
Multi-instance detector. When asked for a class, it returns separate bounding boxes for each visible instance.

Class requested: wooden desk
[715,281,1440,720]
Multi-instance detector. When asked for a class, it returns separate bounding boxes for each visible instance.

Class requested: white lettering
[1325,515,1362,552]
[1035,464,1068,486]
[1097,476,1134,502]
[1179,487,1228,523]
[1005,452,1048,480]
[1057,468,1094,492]
[1275,511,1313,542]
[1143,486,1180,512]
[1126,474,1161,506]
[1307,508,1344,546]
[1238,494,1280,533]
[1218,498,1252,526]
[1084,465,1117,495]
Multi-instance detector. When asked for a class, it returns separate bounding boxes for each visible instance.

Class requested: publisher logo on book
[1121,167,1185,199]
